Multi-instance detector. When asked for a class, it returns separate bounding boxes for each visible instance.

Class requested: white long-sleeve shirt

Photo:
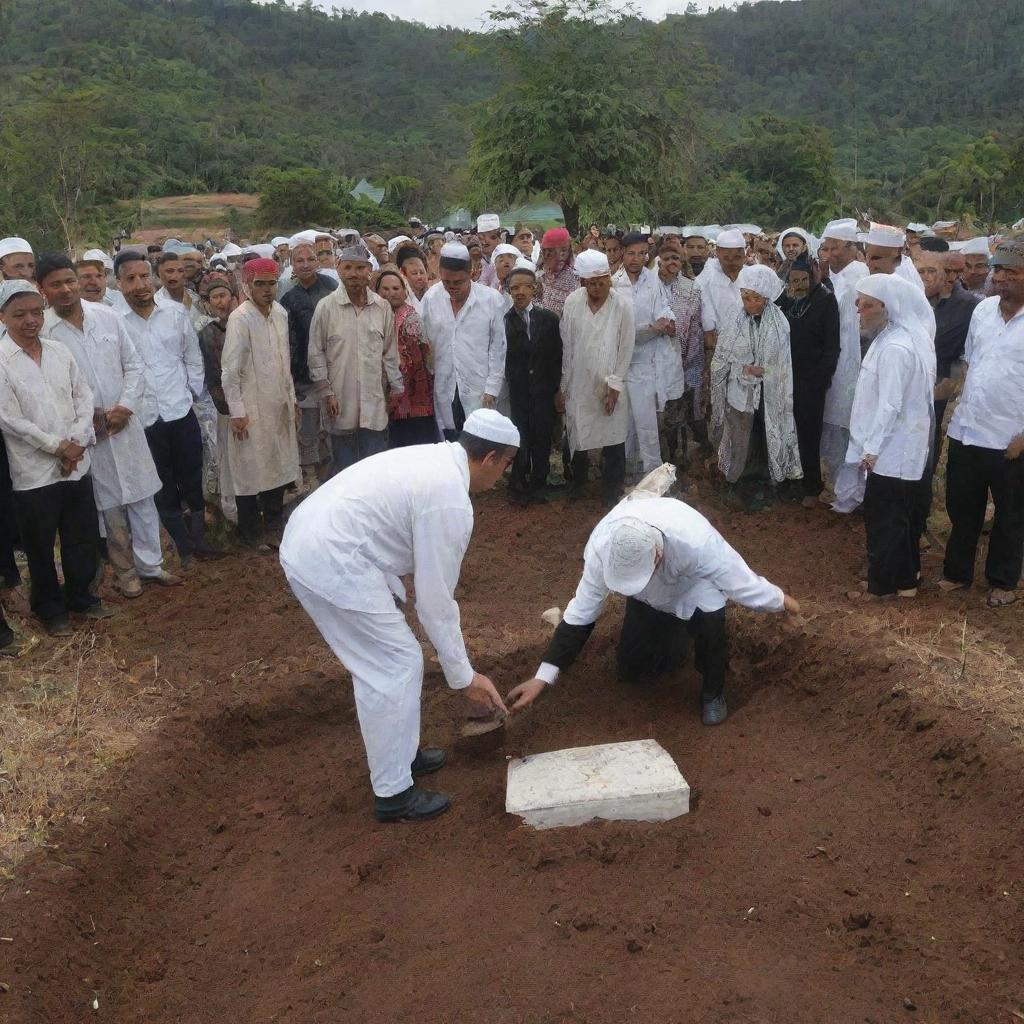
[0,334,95,490]
[536,497,784,683]
[280,442,476,689]
[695,259,741,334]
[613,267,682,404]
[947,296,1024,450]
[43,303,161,509]
[122,303,205,426]
[845,322,933,480]
[824,260,870,429]
[420,281,507,431]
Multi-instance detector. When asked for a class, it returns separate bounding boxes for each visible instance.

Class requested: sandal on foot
[987,589,1019,608]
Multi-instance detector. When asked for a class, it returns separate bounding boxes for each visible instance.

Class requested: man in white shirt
[279,409,515,823]
[0,281,114,635]
[846,275,936,600]
[506,497,799,726]
[0,238,35,283]
[864,225,925,291]
[475,214,502,289]
[74,250,130,314]
[941,239,1024,607]
[154,252,199,315]
[37,254,180,597]
[420,242,507,438]
[613,232,677,475]
[115,251,223,566]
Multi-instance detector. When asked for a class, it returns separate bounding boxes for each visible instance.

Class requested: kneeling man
[280,409,515,822]
[508,497,799,724]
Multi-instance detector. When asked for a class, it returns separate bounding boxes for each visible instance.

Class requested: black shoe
[411,747,447,777]
[373,785,451,823]
[702,695,728,726]
[45,615,73,637]
[193,544,227,561]
[82,602,115,621]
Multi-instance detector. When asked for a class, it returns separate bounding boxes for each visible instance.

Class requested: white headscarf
[737,264,784,303]
[775,227,818,261]
[575,249,610,279]
[856,273,936,379]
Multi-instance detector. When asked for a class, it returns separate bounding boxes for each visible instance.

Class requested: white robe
[420,281,507,431]
[560,287,635,455]
[695,259,742,334]
[43,303,161,510]
[221,300,300,496]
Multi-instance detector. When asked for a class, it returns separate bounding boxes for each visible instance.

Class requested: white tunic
[894,256,925,291]
[613,266,681,404]
[560,496,783,638]
[948,296,1024,450]
[695,259,742,334]
[560,287,635,454]
[279,442,476,689]
[823,260,869,429]
[221,300,300,496]
[845,323,933,480]
[420,281,507,431]
[0,334,95,490]
[122,304,205,427]
[43,304,161,510]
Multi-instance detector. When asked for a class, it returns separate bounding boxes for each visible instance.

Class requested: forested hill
[1,0,1022,243]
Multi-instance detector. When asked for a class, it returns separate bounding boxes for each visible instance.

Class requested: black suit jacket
[504,304,563,401]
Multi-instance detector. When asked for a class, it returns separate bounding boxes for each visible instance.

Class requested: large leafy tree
[465,0,708,235]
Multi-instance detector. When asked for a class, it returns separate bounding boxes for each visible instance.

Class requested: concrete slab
[505,739,689,830]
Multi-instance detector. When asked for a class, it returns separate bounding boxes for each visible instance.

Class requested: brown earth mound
[2,481,1023,1023]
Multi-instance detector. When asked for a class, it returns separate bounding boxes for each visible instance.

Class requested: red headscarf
[242,257,279,281]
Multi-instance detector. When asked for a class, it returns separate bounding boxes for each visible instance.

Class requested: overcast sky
[320,0,752,30]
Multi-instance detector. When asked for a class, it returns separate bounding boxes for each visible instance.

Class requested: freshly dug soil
[3,481,1023,1024]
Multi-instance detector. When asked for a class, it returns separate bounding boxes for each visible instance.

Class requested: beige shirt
[307,286,403,432]
[221,300,300,496]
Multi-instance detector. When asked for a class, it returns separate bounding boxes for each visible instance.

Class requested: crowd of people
[0,211,1021,818]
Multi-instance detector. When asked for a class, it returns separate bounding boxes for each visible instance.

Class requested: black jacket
[504,304,563,400]
[779,284,841,392]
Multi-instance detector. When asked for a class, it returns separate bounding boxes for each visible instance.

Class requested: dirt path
[2,482,1023,1023]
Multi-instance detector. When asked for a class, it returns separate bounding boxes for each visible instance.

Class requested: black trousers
[571,443,626,504]
[389,416,439,449]
[793,382,826,496]
[943,438,1024,589]
[863,471,926,595]
[508,385,556,494]
[0,444,21,588]
[616,597,728,700]
[145,411,206,558]
[12,476,100,622]
[236,485,286,545]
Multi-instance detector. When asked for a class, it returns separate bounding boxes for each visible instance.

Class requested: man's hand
[1006,435,1024,460]
[324,395,340,420]
[481,393,497,410]
[231,416,250,440]
[782,594,801,615]
[105,405,132,435]
[743,364,765,378]
[934,377,959,402]
[507,678,546,712]
[554,391,565,414]
[860,453,878,472]
[654,317,675,337]
[604,387,620,416]
[463,672,508,715]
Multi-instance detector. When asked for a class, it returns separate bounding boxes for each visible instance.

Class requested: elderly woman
[710,264,802,509]
[374,269,438,449]
[535,227,579,318]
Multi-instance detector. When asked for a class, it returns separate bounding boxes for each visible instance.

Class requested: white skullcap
[821,219,859,243]
[906,223,929,233]
[77,248,113,271]
[477,213,501,233]
[681,226,707,240]
[737,264,785,303]
[864,224,905,248]
[603,518,662,597]
[288,230,319,250]
[271,236,290,247]
[220,242,243,257]
[0,237,33,260]
[463,408,520,447]
[715,229,747,249]
[656,226,682,236]
[727,223,761,236]
[0,279,40,310]
[512,256,536,273]
[960,237,991,256]
[492,243,521,259]
[387,234,412,253]
[248,243,276,259]
[440,242,471,265]
[575,249,610,279]
[932,220,958,231]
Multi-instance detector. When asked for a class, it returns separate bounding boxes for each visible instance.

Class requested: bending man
[507,496,798,725]
[279,409,515,822]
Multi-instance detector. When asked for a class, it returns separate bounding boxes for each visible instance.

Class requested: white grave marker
[505,739,689,830]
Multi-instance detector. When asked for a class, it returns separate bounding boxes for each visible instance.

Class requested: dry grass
[0,629,165,871]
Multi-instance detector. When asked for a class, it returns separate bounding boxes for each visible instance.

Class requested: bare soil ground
[1,471,1023,1024]
[127,194,258,245]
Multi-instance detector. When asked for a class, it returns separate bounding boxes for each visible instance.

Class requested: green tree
[256,168,343,227]
[465,0,706,235]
